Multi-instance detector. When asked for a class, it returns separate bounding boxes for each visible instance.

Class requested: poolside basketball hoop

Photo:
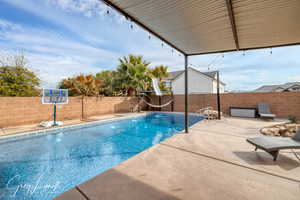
[41,89,68,127]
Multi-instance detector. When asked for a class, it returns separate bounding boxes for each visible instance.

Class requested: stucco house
[163,67,225,94]
[254,82,300,92]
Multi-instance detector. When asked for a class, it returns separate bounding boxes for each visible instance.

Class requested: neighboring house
[163,67,225,94]
[254,82,300,92]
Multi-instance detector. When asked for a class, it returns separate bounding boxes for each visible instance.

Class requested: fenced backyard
[1,91,299,128]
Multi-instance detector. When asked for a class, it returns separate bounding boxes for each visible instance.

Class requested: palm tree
[117,54,151,96]
[148,65,169,90]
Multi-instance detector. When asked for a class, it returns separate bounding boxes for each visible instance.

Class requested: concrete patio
[56,117,300,200]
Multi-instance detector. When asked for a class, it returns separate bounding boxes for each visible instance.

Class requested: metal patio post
[53,103,57,126]
[217,71,221,120]
[184,55,189,133]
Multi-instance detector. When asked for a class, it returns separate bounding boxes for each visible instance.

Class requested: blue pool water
[0,112,203,200]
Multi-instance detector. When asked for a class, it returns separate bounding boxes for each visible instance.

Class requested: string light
[105,4,110,15]
[104,8,175,55]
[103,4,192,59]
[105,9,181,57]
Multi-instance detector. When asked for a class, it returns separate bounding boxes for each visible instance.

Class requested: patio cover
[102,0,300,133]
[103,0,300,55]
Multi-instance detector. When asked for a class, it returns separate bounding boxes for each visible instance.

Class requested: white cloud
[0,19,122,87]
[27,53,101,88]
[2,0,300,91]
[0,19,22,31]
[49,0,106,18]
[48,0,126,23]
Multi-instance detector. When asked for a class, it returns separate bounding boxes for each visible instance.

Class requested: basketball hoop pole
[42,89,68,126]
[53,103,57,126]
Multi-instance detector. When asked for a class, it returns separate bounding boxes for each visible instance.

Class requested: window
[163,80,172,88]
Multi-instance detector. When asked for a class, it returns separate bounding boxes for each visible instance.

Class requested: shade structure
[103,0,300,55]
[102,0,300,133]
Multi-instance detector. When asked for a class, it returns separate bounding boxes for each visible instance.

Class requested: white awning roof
[103,0,300,55]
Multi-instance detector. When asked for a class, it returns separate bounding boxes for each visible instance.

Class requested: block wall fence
[0,97,139,127]
[158,92,300,120]
[1,92,299,127]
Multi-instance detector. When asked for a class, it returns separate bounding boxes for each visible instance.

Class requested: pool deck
[56,117,300,200]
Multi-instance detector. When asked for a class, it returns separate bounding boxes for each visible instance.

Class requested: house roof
[254,85,283,92]
[168,70,184,80]
[165,67,225,85]
[104,0,300,55]
[254,82,300,92]
[203,71,217,79]
[283,82,300,89]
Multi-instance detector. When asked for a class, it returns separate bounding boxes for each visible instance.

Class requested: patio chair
[246,130,300,161]
[258,103,276,119]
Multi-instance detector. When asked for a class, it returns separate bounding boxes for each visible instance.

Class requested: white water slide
[152,78,163,96]
[140,78,173,108]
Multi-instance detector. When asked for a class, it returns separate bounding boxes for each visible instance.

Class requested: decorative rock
[278,126,286,134]
[269,127,280,135]
[274,132,281,136]
[260,128,269,135]
[260,123,300,138]
[282,131,291,137]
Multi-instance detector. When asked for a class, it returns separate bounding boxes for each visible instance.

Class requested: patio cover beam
[225,0,239,51]
[187,41,300,56]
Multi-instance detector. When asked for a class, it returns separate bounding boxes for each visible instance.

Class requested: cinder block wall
[159,92,300,120]
[1,92,299,127]
[0,97,139,127]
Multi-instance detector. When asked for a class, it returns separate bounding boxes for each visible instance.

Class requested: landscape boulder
[260,123,299,137]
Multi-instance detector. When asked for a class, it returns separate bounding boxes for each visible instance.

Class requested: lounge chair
[258,103,276,119]
[246,130,300,161]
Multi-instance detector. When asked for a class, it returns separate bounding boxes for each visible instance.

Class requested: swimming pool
[0,112,203,199]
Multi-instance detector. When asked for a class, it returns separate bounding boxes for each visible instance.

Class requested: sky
[0,0,300,91]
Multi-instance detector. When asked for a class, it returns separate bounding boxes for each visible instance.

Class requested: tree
[94,56,171,96]
[116,54,151,96]
[58,77,78,96]
[59,74,102,119]
[95,70,118,96]
[148,65,169,90]
[0,54,40,96]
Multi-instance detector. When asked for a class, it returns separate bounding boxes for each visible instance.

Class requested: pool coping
[0,111,204,144]
[0,112,145,143]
